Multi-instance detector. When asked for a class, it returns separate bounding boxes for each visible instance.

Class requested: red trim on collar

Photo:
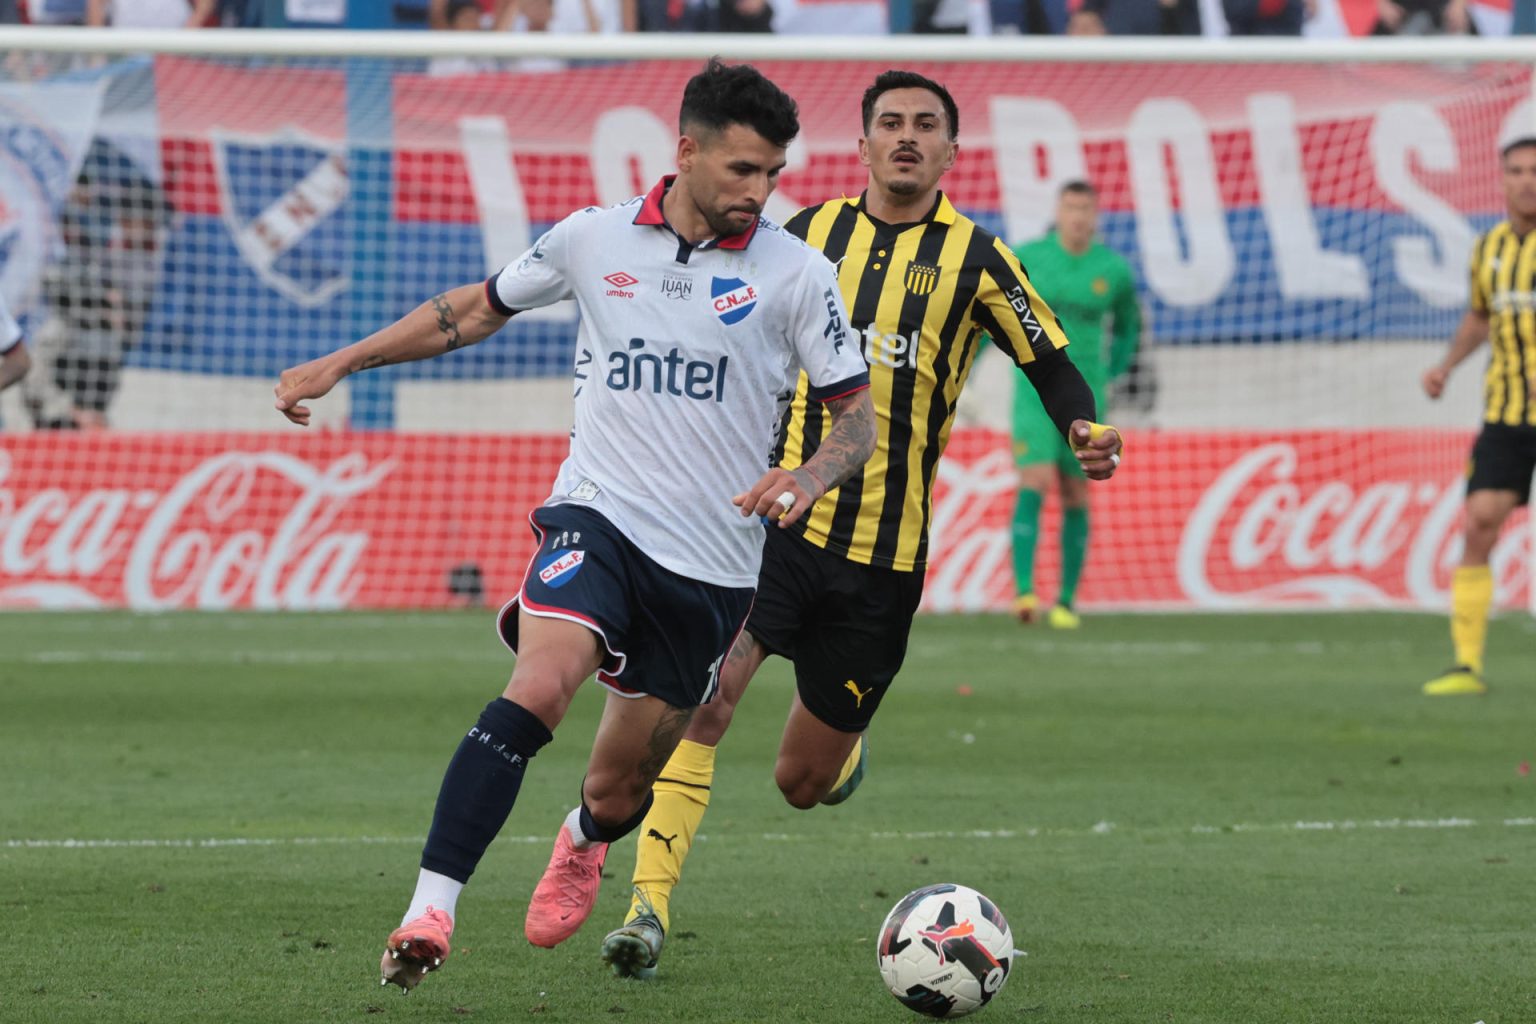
[632,174,760,250]
[716,216,758,250]
[633,175,672,227]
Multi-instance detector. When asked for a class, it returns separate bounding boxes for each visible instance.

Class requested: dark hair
[1501,136,1536,162]
[861,70,959,141]
[445,0,481,19]
[679,58,799,150]
[1059,179,1097,199]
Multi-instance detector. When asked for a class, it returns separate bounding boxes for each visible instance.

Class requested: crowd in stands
[0,0,1518,35]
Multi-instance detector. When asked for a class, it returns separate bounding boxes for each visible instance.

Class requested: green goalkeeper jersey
[1012,231,1141,408]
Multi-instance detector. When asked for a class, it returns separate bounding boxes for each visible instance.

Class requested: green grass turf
[3,610,1533,1024]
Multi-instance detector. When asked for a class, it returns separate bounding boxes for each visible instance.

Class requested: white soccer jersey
[0,296,21,355]
[489,176,869,588]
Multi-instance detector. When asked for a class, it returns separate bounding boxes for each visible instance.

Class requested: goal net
[0,34,1529,613]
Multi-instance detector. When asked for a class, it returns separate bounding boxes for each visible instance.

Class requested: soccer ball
[876,883,1014,1018]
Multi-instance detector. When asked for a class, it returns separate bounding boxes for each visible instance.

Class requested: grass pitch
[3,610,1533,1023]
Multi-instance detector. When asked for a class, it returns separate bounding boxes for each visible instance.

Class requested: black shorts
[1467,423,1536,505]
[746,526,925,733]
[497,504,755,708]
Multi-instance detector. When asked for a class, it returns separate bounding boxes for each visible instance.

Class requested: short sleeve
[0,300,21,354]
[787,253,869,402]
[487,213,580,315]
[1469,232,1490,315]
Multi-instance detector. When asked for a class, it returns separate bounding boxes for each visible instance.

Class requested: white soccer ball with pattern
[876,883,1015,1018]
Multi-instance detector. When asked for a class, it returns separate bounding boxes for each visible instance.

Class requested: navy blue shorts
[497,504,756,708]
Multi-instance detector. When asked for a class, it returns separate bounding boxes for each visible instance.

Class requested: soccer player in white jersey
[0,295,31,392]
[272,60,875,993]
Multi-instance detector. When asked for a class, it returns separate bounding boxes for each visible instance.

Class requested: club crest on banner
[0,81,103,308]
[211,127,350,308]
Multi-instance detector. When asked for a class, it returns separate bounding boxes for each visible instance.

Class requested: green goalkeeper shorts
[1012,383,1105,477]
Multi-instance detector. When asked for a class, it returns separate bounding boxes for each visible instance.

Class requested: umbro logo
[604,271,638,298]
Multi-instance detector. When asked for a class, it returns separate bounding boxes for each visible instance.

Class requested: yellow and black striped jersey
[778,191,1070,572]
[1469,222,1536,426]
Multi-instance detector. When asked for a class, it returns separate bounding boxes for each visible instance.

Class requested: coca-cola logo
[0,449,394,610]
[926,447,1017,612]
[1179,442,1529,608]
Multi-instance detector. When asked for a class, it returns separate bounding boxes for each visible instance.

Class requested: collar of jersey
[852,190,957,229]
[633,175,758,251]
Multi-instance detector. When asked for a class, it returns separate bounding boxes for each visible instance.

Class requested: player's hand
[274,356,345,426]
[1422,365,1450,400]
[1069,420,1123,481]
[733,466,826,528]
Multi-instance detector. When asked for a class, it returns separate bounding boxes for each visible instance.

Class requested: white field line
[7,817,1534,851]
[18,636,1420,664]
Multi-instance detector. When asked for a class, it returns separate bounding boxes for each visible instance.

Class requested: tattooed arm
[734,388,876,528]
[794,390,875,498]
[274,282,507,426]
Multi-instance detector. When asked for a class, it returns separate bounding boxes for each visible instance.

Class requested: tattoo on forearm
[638,704,696,784]
[803,393,876,492]
[432,293,464,351]
[351,354,389,373]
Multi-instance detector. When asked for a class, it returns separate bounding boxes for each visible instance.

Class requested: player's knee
[774,764,828,810]
[581,773,650,826]
[687,694,736,745]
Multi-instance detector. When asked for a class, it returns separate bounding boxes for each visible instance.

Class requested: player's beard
[705,204,759,238]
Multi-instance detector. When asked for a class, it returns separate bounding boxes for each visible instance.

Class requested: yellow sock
[629,739,715,933]
[828,735,864,794]
[1450,565,1493,674]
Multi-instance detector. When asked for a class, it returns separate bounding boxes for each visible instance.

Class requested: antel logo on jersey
[537,549,585,588]
[711,277,758,324]
[607,337,729,402]
[603,271,639,298]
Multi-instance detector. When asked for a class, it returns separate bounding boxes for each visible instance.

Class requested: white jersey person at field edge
[273,59,875,993]
[0,294,31,393]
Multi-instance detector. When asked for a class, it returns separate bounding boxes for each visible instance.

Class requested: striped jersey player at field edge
[603,69,1125,983]
[1418,135,1536,698]
[272,59,877,993]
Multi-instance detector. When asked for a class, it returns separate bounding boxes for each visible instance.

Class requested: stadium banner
[144,55,1525,384]
[0,429,1526,612]
[0,78,105,311]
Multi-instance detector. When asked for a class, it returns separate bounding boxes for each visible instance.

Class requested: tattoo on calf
[638,704,695,784]
[432,293,464,351]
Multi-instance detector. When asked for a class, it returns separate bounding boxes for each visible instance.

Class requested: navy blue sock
[420,698,553,883]
[577,790,655,844]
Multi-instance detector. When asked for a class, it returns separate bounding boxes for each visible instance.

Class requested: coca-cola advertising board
[0,430,1526,612]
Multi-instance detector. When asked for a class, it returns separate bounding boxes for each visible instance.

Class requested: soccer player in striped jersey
[603,69,1125,980]
[1420,136,1536,697]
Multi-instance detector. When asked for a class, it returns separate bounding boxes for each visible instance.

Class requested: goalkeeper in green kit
[1010,181,1141,627]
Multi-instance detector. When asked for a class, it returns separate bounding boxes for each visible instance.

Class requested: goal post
[0,30,1530,613]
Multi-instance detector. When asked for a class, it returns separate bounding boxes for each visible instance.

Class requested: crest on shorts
[211,126,350,308]
[537,550,585,588]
